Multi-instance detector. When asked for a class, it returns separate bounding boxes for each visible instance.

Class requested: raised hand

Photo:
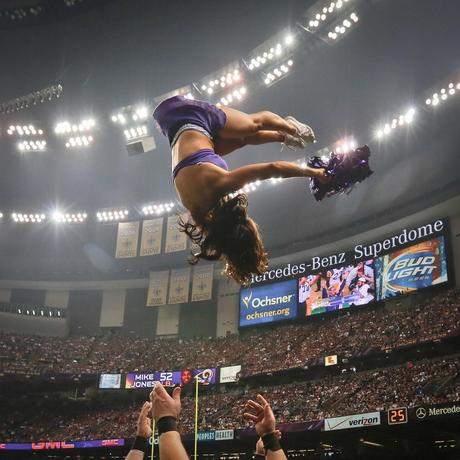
[136,401,153,438]
[150,383,181,422]
[243,394,276,437]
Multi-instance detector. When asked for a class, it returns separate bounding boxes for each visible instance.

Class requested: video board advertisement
[193,368,217,385]
[124,369,219,389]
[125,372,157,389]
[375,236,448,300]
[239,279,298,327]
[219,365,241,383]
[98,373,122,389]
[298,260,375,316]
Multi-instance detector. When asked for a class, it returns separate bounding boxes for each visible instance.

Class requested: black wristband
[132,435,148,452]
[157,416,178,435]
[255,454,265,459]
[262,432,281,452]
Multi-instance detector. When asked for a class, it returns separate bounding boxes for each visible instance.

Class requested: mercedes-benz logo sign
[416,407,427,419]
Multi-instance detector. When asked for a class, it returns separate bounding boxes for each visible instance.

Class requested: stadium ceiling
[0,0,459,279]
[0,0,112,28]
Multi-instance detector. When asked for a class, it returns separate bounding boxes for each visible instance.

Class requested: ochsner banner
[239,279,297,327]
[324,412,381,431]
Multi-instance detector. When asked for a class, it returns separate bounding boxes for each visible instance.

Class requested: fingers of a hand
[172,386,181,401]
[275,430,282,440]
[246,400,263,412]
[143,401,152,414]
[155,382,168,398]
[243,412,260,422]
[139,401,151,420]
[264,403,275,419]
[256,394,269,407]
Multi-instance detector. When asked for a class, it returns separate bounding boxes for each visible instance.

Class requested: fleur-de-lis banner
[165,214,187,253]
[115,221,140,258]
[191,264,214,302]
[146,270,170,306]
[140,218,163,256]
[168,267,191,304]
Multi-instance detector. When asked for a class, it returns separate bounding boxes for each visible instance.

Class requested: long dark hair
[178,194,268,286]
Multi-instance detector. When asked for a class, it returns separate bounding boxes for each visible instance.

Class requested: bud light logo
[376,237,448,300]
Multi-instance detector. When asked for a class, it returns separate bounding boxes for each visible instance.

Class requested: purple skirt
[153,96,227,145]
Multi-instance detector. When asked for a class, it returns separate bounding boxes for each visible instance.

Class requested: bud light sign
[375,236,448,300]
[239,279,297,327]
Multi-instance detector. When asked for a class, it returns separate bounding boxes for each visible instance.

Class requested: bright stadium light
[55,118,95,134]
[325,11,359,42]
[96,208,130,222]
[200,68,242,94]
[56,118,96,149]
[248,44,283,71]
[142,202,175,216]
[229,180,261,198]
[12,212,46,223]
[52,211,88,223]
[307,0,353,31]
[375,107,416,140]
[124,125,148,141]
[217,86,247,106]
[335,138,357,153]
[425,82,459,107]
[7,124,44,136]
[111,113,127,124]
[18,140,47,152]
[263,60,293,86]
[132,106,149,121]
[65,136,93,148]
[284,34,294,45]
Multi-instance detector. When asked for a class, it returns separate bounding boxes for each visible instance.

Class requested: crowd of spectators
[0,288,459,378]
[1,355,459,442]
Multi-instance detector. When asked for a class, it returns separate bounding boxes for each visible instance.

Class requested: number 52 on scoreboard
[387,407,408,425]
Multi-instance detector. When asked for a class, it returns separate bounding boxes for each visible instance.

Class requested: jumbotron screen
[298,260,375,316]
[239,279,298,327]
[375,236,448,300]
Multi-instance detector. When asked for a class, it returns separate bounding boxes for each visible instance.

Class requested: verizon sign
[324,412,381,431]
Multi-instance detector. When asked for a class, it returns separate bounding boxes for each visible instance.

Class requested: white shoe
[285,115,316,144]
[282,132,306,151]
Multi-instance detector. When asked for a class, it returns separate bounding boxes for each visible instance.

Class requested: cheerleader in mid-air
[153,95,372,285]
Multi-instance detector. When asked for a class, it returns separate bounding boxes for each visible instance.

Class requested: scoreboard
[387,408,408,425]
[155,371,183,386]
[121,369,216,389]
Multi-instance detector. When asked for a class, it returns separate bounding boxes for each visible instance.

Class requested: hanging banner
[115,221,140,258]
[191,265,214,302]
[140,218,163,256]
[146,270,169,306]
[168,267,191,304]
[165,215,187,253]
